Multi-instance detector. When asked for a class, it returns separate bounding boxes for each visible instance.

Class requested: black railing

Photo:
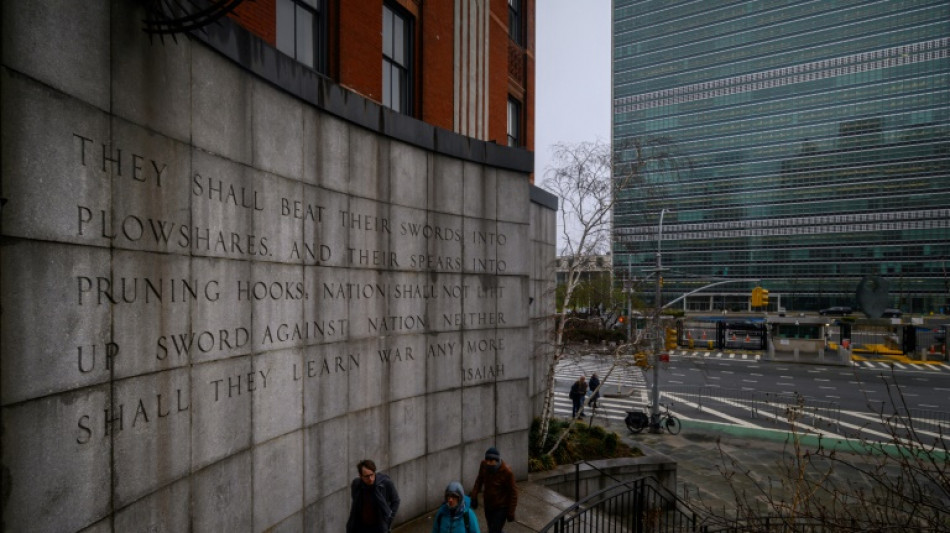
[700,516,830,532]
[541,476,702,533]
[542,470,949,532]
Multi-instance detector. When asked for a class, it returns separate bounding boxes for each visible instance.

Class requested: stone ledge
[528,452,678,502]
[191,18,533,174]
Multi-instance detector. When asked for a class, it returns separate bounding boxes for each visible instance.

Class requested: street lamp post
[650,209,669,432]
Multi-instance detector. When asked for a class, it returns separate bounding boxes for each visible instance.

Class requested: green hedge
[528,418,640,472]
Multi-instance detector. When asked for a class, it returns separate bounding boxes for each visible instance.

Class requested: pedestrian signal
[664,327,678,350]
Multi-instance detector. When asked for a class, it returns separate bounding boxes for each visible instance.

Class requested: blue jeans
[572,397,584,418]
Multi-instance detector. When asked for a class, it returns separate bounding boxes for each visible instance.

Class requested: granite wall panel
[0,2,555,531]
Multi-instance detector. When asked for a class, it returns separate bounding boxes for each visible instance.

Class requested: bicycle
[624,403,681,435]
[587,398,608,426]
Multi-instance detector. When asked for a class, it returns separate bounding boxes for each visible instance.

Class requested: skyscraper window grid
[611,0,950,313]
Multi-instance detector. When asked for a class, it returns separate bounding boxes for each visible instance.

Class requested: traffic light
[760,288,769,307]
[750,287,762,307]
[664,327,678,350]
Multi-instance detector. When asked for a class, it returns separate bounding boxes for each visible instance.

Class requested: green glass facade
[612,0,950,313]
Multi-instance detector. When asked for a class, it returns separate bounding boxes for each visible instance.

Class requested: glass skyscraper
[612,0,950,314]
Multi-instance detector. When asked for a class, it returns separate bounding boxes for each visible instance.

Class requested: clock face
[856,276,890,319]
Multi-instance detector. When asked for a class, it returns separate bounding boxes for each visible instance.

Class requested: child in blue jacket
[431,481,480,533]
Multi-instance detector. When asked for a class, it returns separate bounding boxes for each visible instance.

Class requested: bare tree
[536,138,688,453]
[699,372,950,531]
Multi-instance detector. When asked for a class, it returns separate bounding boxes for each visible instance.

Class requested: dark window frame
[507,96,522,147]
[508,0,523,46]
[383,2,414,115]
[276,0,327,74]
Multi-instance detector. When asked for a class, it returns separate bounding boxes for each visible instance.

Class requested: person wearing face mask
[431,481,480,533]
[469,447,517,533]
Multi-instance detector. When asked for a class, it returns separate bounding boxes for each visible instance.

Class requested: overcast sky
[535,1,611,187]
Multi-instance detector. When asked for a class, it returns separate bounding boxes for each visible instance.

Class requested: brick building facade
[229,0,534,166]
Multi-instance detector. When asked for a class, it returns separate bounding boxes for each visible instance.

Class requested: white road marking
[844,410,945,441]
[660,392,758,428]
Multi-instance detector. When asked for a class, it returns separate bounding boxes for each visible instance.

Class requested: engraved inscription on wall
[9,130,523,447]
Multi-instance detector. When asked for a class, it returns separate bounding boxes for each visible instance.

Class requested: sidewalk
[392,481,575,533]
[394,417,867,532]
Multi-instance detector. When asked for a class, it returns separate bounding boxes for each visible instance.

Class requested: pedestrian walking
[588,373,601,408]
[431,481,480,533]
[471,447,518,533]
[346,459,401,533]
[569,375,588,418]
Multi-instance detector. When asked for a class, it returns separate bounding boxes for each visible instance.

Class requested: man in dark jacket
[470,447,518,533]
[346,459,401,533]
[588,373,601,409]
[569,376,588,418]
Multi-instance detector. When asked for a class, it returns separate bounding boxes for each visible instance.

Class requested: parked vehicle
[819,306,852,316]
[881,308,903,318]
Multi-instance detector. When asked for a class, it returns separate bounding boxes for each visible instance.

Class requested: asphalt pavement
[395,349,947,532]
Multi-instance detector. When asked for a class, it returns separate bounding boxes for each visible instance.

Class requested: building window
[383,3,413,114]
[276,0,326,73]
[507,97,521,147]
[508,0,523,46]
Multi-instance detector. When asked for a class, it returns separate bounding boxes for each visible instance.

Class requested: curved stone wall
[0,2,554,531]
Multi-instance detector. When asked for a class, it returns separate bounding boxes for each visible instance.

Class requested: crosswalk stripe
[552,354,950,443]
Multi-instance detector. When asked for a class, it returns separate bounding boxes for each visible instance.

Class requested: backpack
[437,508,472,533]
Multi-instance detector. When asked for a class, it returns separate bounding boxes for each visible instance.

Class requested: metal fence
[902,407,950,435]
[540,476,701,533]
[760,392,841,433]
[541,469,949,532]
[661,387,841,432]
[661,387,950,446]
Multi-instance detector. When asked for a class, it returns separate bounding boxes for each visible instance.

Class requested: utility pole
[650,209,669,432]
[623,257,634,397]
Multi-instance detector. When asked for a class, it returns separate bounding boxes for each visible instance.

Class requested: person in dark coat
[470,447,518,533]
[347,459,401,533]
[588,373,601,408]
[569,376,588,418]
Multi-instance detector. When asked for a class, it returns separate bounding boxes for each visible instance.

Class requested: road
[554,350,950,445]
